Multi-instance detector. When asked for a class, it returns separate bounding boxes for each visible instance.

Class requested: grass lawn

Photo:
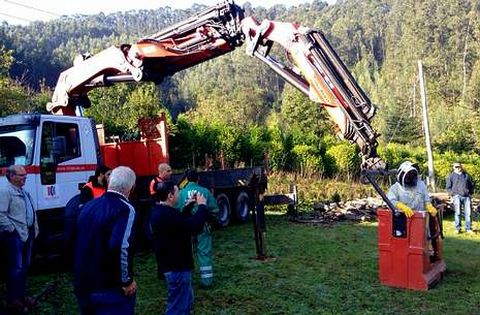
[5,212,480,315]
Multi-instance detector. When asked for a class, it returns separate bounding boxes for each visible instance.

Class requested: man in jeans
[446,162,475,234]
[150,181,208,315]
[0,165,38,313]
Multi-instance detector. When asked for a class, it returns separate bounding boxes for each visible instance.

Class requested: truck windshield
[0,125,36,167]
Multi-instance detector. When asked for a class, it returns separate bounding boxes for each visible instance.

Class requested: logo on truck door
[44,185,58,199]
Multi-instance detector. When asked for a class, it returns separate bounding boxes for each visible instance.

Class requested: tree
[0,45,13,76]
[266,113,295,172]
[279,84,332,146]
[0,45,44,116]
[376,101,422,145]
[123,82,168,131]
[85,82,166,138]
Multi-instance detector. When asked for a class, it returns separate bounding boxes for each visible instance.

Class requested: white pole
[418,60,436,192]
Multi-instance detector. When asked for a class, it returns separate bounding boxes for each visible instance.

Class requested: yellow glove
[426,203,437,217]
[396,202,414,218]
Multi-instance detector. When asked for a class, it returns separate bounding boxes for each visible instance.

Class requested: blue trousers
[453,195,472,231]
[164,271,193,315]
[75,289,136,315]
[0,229,34,304]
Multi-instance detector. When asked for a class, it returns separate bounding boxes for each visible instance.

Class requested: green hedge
[379,143,480,192]
[170,120,480,192]
[326,143,360,180]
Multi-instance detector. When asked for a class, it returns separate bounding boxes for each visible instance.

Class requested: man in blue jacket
[74,166,137,315]
[446,162,475,234]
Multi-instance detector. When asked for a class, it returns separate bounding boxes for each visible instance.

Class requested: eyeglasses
[14,173,27,177]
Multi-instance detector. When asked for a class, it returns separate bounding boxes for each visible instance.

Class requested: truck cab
[0,114,99,259]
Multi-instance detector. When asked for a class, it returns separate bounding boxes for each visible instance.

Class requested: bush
[432,155,453,189]
[216,123,243,168]
[378,143,426,169]
[170,117,480,191]
[267,124,295,172]
[291,144,323,176]
[377,144,480,193]
[169,116,196,168]
[240,125,270,167]
[326,142,360,180]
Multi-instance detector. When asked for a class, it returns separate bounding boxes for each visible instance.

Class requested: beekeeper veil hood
[397,161,419,187]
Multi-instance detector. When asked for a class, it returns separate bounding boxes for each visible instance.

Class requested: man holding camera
[150,181,208,315]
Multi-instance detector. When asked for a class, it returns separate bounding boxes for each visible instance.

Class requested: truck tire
[235,192,250,223]
[216,193,231,227]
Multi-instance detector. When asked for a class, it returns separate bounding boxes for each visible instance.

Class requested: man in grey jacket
[0,165,39,313]
[446,162,475,234]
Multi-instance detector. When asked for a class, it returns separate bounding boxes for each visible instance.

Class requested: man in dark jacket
[446,162,475,234]
[150,180,208,315]
[74,166,137,315]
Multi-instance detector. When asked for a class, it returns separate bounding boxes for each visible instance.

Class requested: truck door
[37,119,91,211]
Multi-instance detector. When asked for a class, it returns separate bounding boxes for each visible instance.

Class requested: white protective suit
[387,180,431,212]
[386,161,431,212]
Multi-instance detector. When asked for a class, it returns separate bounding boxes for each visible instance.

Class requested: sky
[0,0,336,25]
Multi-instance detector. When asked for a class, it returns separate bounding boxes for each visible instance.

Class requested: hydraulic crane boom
[47,1,244,115]
[240,17,383,170]
[46,0,385,170]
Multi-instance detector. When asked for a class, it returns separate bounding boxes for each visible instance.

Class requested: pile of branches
[290,194,480,225]
[290,197,384,224]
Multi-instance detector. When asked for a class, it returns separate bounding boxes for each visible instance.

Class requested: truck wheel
[235,192,250,223]
[216,194,231,227]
